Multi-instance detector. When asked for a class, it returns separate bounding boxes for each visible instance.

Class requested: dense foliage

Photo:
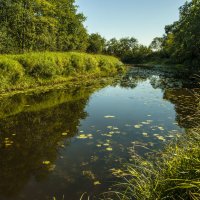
[151,0,200,67]
[109,129,200,200]
[0,0,199,66]
[105,37,152,64]
[0,52,124,92]
[0,0,88,53]
[87,33,106,54]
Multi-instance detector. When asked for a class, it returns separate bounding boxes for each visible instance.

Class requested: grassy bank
[0,52,124,93]
[109,128,200,200]
[107,129,200,200]
[106,90,200,200]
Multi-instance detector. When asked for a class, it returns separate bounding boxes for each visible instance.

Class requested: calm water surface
[0,67,198,200]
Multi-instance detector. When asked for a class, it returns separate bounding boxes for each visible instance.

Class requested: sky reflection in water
[0,68,198,200]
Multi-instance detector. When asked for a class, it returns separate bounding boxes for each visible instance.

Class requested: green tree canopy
[87,33,106,54]
[162,0,200,67]
[0,0,88,53]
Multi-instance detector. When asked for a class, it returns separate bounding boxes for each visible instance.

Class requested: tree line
[0,0,199,67]
[150,0,200,68]
[90,0,200,67]
[0,0,88,53]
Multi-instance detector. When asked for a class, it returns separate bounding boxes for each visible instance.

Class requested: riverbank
[0,52,124,94]
[108,128,200,200]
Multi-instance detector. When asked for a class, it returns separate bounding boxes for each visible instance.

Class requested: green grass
[0,52,124,93]
[106,129,200,200]
[105,128,200,200]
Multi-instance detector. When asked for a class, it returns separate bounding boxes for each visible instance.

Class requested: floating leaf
[110,168,127,177]
[106,147,113,151]
[142,133,148,137]
[94,181,101,185]
[77,134,93,139]
[134,125,142,129]
[43,161,50,165]
[167,135,174,138]
[82,170,95,180]
[141,122,150,125]
[155,135,166,142]
[62,133,68,136]
[158,127,165,131]
[104,115,116,119]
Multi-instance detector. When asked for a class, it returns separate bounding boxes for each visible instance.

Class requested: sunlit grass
[0,52,124,93]
[103,90,200,200]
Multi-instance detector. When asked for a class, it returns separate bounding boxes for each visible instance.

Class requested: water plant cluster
[107,128,200,200]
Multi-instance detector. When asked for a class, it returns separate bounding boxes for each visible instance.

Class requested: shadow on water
[0,67,199,200]
[0,83,107,199]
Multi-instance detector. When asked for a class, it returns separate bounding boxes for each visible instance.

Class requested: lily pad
[142,133,148,137]
[106,147,113,151]
[43,161,51,165]
[94,181,101,185]
[104,115,116,118]
[134,124,142,129]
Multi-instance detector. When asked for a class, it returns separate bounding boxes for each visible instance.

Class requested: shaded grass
[0,52,124,93]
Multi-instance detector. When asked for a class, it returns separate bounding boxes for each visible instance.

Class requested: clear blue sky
[76,0,187,45]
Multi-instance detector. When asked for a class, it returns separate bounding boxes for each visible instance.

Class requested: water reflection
[0,67,199,200]
[0,85,103,199]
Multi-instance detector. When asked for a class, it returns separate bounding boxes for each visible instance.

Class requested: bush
[15,53,64,78]
[0,57,24,87]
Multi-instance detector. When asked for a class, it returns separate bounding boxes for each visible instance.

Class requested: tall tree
[163,0,200,66]
[0,0,57,52]
[0,0,88,53]
[150,37,163,52]
[87,33,106,54]
[55,0,88,51]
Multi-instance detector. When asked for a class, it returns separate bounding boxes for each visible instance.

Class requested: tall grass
[105,129,200,200]
[0,52,124,93]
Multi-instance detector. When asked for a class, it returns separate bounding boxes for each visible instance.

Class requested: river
[0,66,199,200]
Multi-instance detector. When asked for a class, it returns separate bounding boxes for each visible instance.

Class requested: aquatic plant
[101,90,200,200]
[104,128,200,200]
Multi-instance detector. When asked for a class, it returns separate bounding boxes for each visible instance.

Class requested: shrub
[0,57,24,87]
[15,53,64,78]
